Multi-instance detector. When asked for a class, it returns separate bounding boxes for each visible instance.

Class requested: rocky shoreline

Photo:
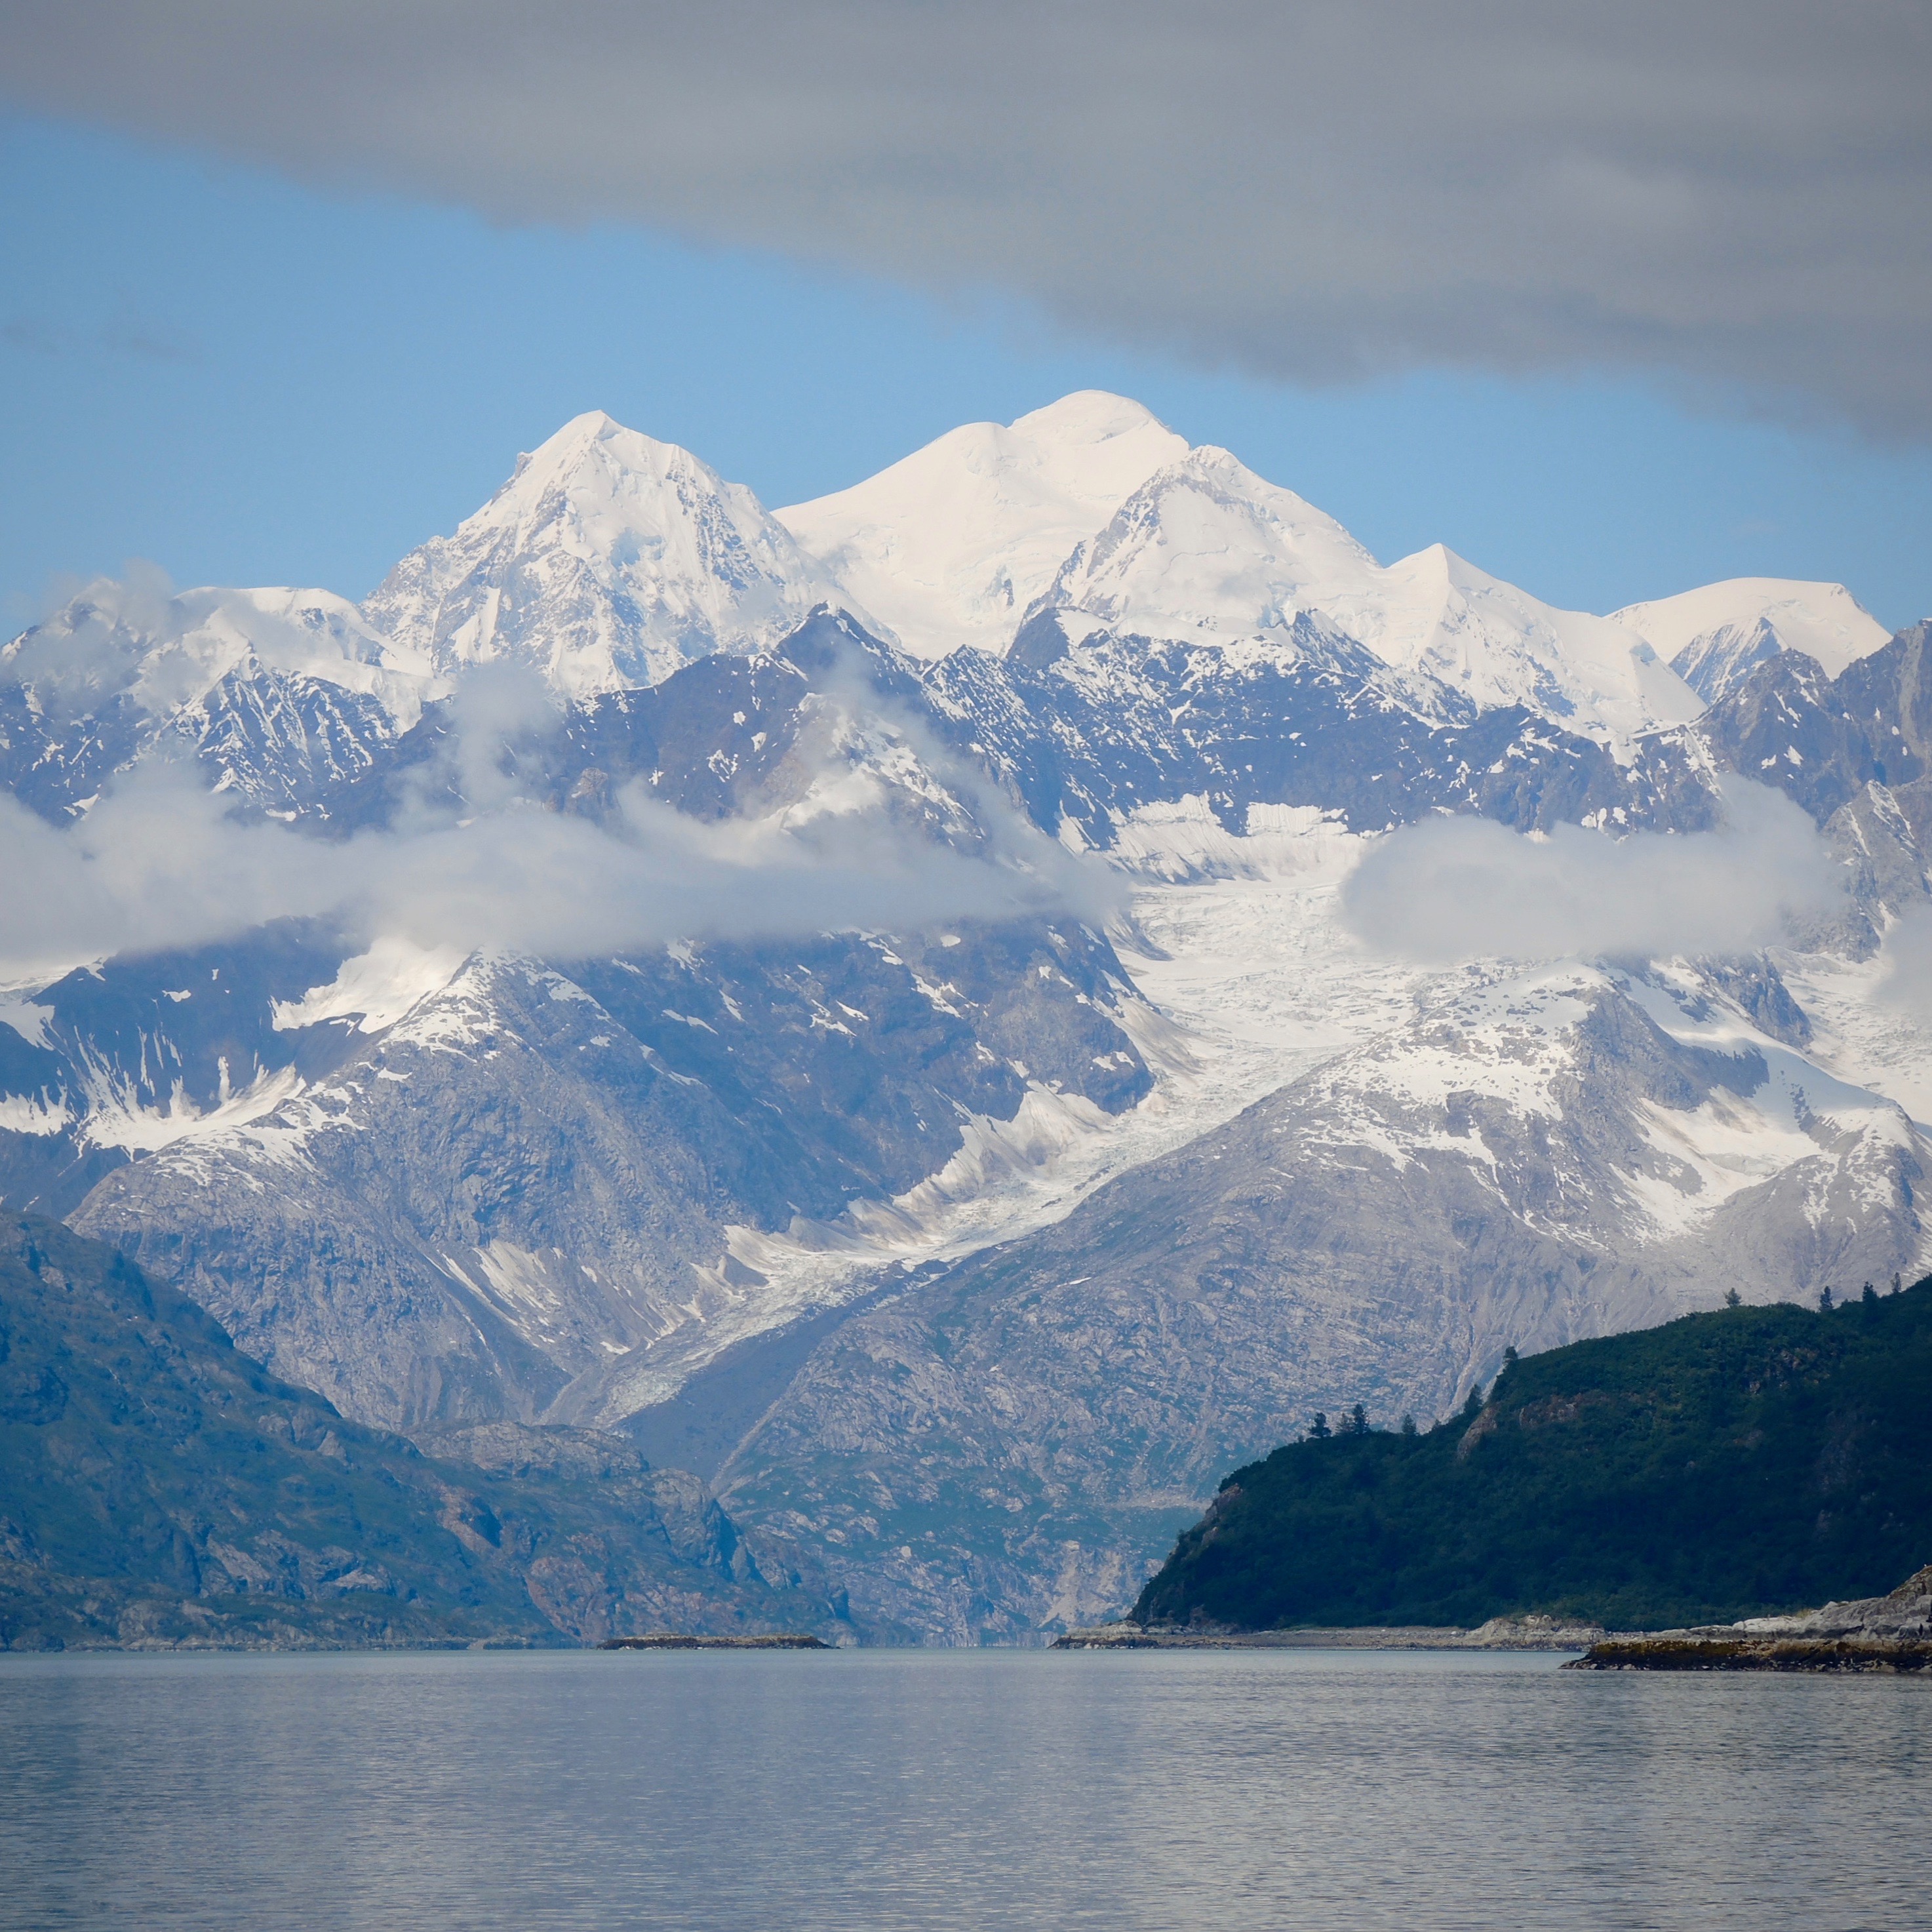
[1566,1566,1932,1672]
[1569,1636,1932,1671]
[1061,1566,1932,1667]
[1054,1615,1611,1651]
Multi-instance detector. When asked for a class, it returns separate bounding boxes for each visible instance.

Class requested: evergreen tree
[1819,1286,1835,1313]
[1399,1413,1418,1437]
[1308,1411,1331,1440]
[1724,1288,1742,1309]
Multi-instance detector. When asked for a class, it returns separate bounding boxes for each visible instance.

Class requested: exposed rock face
[924,623,1722,845]
[717,964,1932,1639]
[61,916,1149,1434]
[0,582,433,824]
[1698,622,1932,828]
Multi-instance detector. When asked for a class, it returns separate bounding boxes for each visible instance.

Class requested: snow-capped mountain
[784,391,1705,751]
[776,391,1188,660]
[364,412,867,700]
[0,576,435,820]
[5,398,1929,1643]
[1031,444,1705,750]
[1611,578,1892,704]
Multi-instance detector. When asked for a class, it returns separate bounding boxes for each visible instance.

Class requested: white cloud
[0,739,1114,981]
[1339,780,1844,964]
[1874,905,1932,1019]
[1,2,1925,432]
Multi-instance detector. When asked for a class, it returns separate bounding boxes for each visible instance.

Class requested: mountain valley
[3,391,1927,1643]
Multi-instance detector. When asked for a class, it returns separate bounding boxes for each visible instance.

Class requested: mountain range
[2,391,1924,1642]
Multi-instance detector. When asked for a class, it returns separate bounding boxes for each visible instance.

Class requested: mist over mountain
[3,393,1925,1642]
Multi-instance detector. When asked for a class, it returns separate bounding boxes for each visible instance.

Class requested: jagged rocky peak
[776,391,1189,661]
[363,410,868,701]
[1610,578,1893,704]
[1032,448,1705,751]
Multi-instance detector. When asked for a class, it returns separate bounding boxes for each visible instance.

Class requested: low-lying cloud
[0,752,1113,983]
[1872,906,1932,1021]
[0,3,1926,434]
[1340,781,1843,964]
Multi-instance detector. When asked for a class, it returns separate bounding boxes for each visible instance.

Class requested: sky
[2,3,1930,634]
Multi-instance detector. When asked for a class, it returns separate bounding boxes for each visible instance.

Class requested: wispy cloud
[1,300,198,364]
[0,684,1115,980]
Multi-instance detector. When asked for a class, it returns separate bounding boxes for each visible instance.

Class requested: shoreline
[1054,1617,1606,1651]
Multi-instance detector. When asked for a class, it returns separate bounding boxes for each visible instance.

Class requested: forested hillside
[1135,1280,1932,1632]
[0,1215,844,1649]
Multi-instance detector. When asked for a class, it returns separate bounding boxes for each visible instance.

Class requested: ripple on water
[0,1647,1926,1932]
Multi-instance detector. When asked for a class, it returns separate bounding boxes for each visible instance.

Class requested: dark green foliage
[1135,1282,1932,1632]
[0,1215,830,1650]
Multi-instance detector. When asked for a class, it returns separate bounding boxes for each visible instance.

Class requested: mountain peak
[1033,451,1701,749]
[1608,578,1891,703]
[365,414,863,698]
[1006,390,1173,448]
[1031,443,1383,649]
[776,392,1188,660]
[481,412,725,538]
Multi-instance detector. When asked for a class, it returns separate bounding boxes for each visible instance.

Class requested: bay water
[1,1647,1926,1930]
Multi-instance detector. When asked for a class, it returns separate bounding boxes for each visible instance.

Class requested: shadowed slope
[0,1215,848,1649]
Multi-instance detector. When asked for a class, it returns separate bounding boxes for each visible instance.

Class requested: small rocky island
[599,1634,830,1650]
[1567,1565,1932,1670]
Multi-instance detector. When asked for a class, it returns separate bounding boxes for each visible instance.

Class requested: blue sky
[5,114,1930,635]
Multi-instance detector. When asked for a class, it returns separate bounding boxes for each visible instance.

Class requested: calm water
[1,1647,1927,1931]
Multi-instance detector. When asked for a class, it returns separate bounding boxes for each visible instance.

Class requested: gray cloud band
[1,1,1926,434]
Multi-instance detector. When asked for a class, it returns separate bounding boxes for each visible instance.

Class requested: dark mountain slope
[924,623,1721,843]
[0,1215,848,1650]
[1134,1280,1932,1633]
[1699,621,1932,830]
